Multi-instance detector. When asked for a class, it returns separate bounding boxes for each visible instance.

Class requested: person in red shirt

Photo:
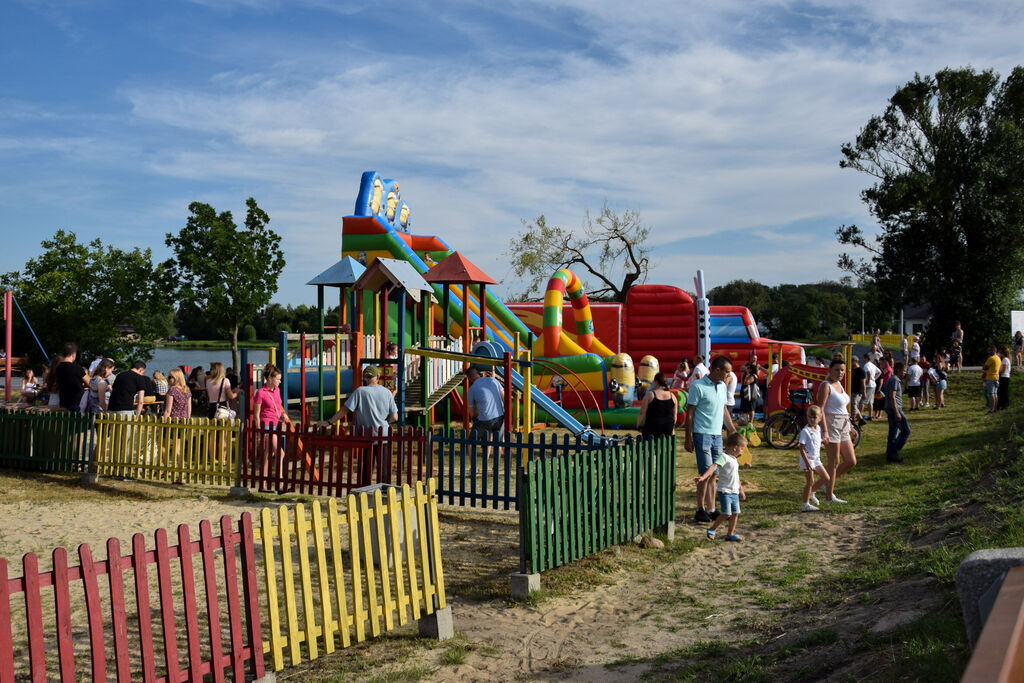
[253,364,292,492]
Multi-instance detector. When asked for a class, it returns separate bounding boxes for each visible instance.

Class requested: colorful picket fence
[94,414,239,485]
[0,408,93,473]
[0,478,448,680]
[519,434,676,574]
[255,479,446,671]
[0,514,264,682]
[241,424,428,496]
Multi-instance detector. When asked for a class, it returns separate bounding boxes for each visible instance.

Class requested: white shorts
[799,453,823,471]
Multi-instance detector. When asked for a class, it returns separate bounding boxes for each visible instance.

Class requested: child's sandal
[706,529,716,540]
[725,534,742,542]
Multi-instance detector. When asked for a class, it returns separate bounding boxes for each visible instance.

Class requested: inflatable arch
[543,269,595,357]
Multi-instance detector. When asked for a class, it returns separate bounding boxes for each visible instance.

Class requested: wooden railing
[962,566,1024,682]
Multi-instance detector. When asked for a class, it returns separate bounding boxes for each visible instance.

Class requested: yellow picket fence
[93,414,239,485]
[255,479,447,671]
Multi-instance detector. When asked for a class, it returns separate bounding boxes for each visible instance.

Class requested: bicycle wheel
[764,413,800,449]
[851,422,862,448]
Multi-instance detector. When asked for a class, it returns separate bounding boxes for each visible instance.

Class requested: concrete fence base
[956,547,1024,647]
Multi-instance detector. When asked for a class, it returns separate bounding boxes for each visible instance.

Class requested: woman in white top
[816,359,856,504]
[998,346,1012,410]
[205,362,237,418]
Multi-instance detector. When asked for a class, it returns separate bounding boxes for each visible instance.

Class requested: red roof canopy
[423,251,496,285]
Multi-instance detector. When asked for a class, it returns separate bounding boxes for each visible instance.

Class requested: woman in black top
[637,372,678,439]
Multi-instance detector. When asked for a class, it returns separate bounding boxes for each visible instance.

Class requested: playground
[0,370,1003,679]
[0,171,1004,680]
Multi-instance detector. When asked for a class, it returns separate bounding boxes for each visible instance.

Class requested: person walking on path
[694,431,747,541]
[684,356,737,523]
[983,346,1001,413]
[798,405,830,512]
[884,362,910,463]
[816,358,856,504]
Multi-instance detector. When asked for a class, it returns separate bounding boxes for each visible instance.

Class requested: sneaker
[708,509,720,521]
[809,493,820,505]
[706,529,716,540]
[887,455,904,463]
[695,509,712,523]
[828,495,848,504]
[725,534,742,542]
[801,502,819,512]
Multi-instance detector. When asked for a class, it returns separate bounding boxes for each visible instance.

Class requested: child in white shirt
[694,432,747,541]
[799,405,830,512]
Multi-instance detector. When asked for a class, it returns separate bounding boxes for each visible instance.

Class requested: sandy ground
[0,470,934,682]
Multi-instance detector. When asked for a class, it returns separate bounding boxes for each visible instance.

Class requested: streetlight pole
[861,302,865,337]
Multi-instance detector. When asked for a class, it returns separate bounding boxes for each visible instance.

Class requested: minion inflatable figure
[608,353,636,409]
[636,355,660,400]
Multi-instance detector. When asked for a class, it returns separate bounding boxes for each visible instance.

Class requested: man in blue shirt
[685,356,737,522]
[466,367,505,454]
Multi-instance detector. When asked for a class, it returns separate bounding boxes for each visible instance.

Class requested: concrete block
[353,483,418,568]
[418,606,454,641]
[229,486,250,499]
[956,547,1024,647]
[253,673,277,683]
[510,572,541,600]
[656,521,676,543]
[79,473,99,485]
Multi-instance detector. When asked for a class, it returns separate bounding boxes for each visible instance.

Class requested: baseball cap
[362,365,380,378]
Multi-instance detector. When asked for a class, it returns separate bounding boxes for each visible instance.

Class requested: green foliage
[506,204,650,302]
[709,279,893,340]
[241,324,257,342]
[1,230,174,366]
[838,66,1024,357]
[164,198,285,369]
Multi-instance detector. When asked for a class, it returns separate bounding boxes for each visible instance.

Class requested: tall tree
[1,230,173,366]
[506,204,650,302]
[837,66,1024,357]
[164,198,285,370]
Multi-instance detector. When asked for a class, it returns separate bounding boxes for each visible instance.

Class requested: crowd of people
[13,342,245,421]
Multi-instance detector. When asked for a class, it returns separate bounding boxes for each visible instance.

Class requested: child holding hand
[799,405,830,511]
[694,432,747,541]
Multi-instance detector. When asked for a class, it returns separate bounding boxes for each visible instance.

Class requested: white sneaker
[810,493,820,506]
[829,495,848,504]
[801,502,819,512]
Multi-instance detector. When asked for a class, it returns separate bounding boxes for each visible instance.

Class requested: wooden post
[461,284,470,431]
[300,332,307,430]
[503,351,512,433]
[479,283,487,342]
[397,289,406,427]
[354,289,364,392]
[317,285,325,422]
[3,292,11,403]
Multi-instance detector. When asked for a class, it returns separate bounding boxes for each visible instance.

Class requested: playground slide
[496,365,593,438]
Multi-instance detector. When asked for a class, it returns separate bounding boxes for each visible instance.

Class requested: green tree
[164,198,285,370]
[1,230,173,366]
[837,66,1024,357]
[506,204,650,302]
[708,280,771,320]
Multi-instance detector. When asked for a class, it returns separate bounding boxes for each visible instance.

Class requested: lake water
[148,348,271,374]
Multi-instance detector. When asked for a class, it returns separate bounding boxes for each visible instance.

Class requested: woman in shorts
[816,358,856,504]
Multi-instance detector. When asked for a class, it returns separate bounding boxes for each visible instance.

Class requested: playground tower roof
[353,257,435,303]
[422,251,496,285]
[305,256,366,288]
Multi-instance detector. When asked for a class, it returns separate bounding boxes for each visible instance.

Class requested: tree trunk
[231,323,240,375]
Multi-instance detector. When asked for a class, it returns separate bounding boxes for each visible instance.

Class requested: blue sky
[2,1,1022,306]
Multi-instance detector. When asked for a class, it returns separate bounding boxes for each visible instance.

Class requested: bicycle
[763,387,861,449]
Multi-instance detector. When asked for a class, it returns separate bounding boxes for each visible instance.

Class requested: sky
[2,0,1022,307]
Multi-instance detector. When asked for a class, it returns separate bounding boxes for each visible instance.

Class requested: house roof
[422,251,497,285]
[305,256,367,287]
[353,257,436,303]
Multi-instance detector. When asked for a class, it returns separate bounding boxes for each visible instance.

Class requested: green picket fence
[518,435,676,574]
[0,409,94,473]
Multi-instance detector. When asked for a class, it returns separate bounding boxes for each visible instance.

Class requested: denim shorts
[986,380,999,396]
[692,432,722,475]
[718,492,741,515]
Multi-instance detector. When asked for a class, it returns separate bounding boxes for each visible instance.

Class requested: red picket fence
[0,514,264,682]
[241,423,428,496]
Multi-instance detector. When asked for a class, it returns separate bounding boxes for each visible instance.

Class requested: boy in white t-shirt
[798,405,830,512]
[694,432,747,541]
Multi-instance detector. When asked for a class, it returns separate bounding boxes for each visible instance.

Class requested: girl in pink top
[254,364,291,493]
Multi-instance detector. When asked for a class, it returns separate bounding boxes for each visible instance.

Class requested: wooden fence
[428,429,609,510]
[255,480,446,671]
[94,414,239,485]
[518,434,676,574]
[0,478,448,679]
[0,408,93,473]
[241,424,428,496]
[0,514,264,682]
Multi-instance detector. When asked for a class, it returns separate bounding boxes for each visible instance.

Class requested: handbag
[209,379,235,420]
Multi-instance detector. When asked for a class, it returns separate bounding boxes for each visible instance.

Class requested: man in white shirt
[861,353,881,420]
[905,358,923,410]
[691,355,709,382]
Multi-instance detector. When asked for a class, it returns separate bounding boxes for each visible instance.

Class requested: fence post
[654,435,675,542]
[80,413,99,484]
[511,453,541,600]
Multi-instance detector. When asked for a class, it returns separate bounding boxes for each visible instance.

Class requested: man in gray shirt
[320,365,398,435]
[883,362,909,463]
